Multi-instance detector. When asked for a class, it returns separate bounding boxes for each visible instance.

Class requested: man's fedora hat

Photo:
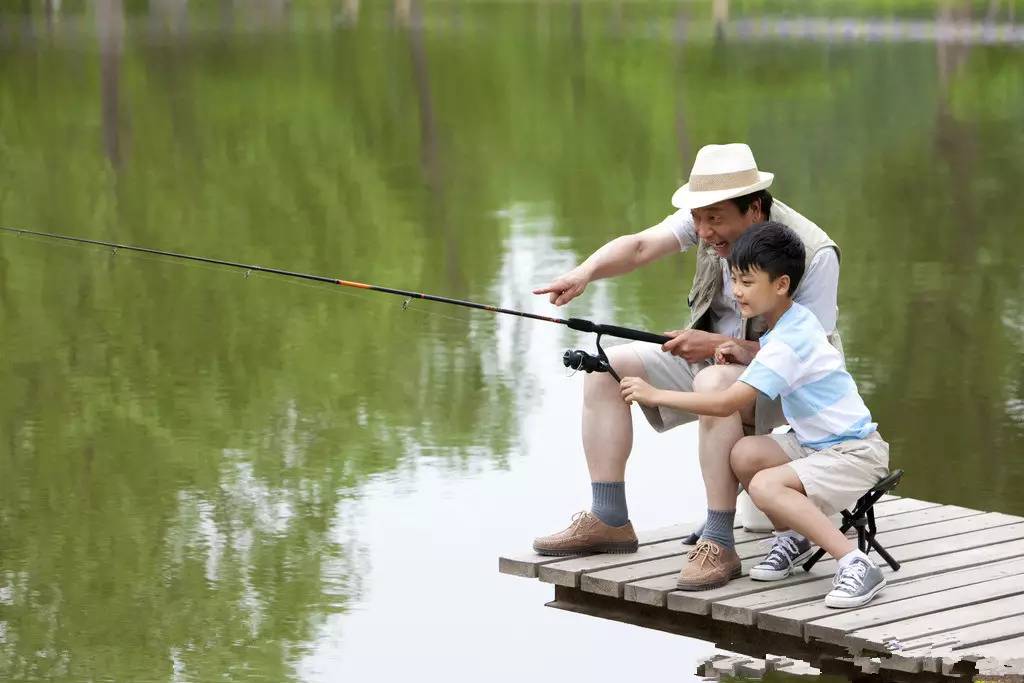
[671,143,774,210]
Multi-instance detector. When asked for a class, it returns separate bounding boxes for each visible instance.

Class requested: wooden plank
[582,529,816,597]
[868,497,941,515]
[805,571,1024,649]
[539,527,772,588]
[842,592,1024,653]
[973,649,1024,677]
[954,634,1024,679]
[712,511,1021,625]
[677,514,1021,618]
[878,618,1024,675]
[958,633,1024,659]
[627,573,692,606]
[853,503,983,532]
[757,542,1024,636]
[501,497,944,580]
[896,614,1024,655]
[666,520,1024,616]
[729,547,1024,630]
[713,508,994,626]
[585,557,764,599]
[585,505,974,602]
[622,502,970,608]
[498,521,697,578]
[881,628,1024,675]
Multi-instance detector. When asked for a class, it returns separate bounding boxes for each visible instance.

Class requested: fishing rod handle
[565,318,672,345]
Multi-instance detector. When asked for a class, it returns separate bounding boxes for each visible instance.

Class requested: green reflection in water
[0,0,1022,680]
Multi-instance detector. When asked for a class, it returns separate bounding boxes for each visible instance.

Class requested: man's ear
[750,198,765,222]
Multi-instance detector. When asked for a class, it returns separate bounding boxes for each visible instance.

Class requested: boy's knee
[747,470,780,505]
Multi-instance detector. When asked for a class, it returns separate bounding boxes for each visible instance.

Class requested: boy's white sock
[775,529,805,543]
[837,548,872,571]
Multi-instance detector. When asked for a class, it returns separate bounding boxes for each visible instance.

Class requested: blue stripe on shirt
[802,415,877,449]
[738,361,789,400]
[781,370,859,420]
[761,306,821,361]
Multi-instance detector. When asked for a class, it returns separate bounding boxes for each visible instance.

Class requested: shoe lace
[833,560,869,593]
[757,535,799,564]
[568,510,589,531]
[687,540,721,568]
[771,535,800,560]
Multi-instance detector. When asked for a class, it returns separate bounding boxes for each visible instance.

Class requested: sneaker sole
[532,540,639,557]
[824,577,887,609]
[675,565,743,591]
[749,548,816,582]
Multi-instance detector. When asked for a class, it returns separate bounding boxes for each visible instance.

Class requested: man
[530,143,843,588]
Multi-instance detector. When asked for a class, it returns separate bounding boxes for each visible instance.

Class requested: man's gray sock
[591,482,628,527]
[701,509,736,549]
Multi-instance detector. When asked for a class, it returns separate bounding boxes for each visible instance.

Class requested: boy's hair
[727,221,805,295]
[728,190,773,219]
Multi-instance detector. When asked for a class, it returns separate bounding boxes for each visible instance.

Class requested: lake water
[1,1,1022,680]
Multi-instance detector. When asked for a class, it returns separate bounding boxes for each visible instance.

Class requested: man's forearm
[578,235,646,281]
[693,333,759,361]
[738,338,760,354]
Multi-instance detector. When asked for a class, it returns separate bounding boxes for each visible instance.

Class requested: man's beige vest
[684,199,843,435]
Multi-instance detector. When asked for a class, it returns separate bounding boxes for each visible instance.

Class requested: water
[1,1,1022,680]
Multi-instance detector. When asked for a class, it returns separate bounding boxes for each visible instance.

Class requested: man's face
[690,200,762,257]
[729,266,790,319]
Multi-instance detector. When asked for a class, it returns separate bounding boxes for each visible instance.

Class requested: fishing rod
[0,226,672,381]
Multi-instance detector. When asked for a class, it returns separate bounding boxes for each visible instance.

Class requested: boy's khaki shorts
[626,341,786,435]
[770,431,890,516]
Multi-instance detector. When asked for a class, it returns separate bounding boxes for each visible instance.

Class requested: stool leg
[866,534,901,571]
[802,547,826,572]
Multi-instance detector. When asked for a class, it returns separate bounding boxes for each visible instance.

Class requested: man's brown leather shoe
[532,511,638,556]
[675,538,741,590]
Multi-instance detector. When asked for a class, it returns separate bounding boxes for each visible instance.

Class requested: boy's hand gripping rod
[0,227,673,380]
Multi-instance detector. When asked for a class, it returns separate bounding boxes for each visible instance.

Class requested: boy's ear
[774,273,791,295]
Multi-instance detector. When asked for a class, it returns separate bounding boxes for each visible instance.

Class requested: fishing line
[0,226,673,379]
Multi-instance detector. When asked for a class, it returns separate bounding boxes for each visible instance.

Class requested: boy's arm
[620,377,758,417]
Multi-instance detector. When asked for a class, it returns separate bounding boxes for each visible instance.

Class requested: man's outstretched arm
[532,225,681,306]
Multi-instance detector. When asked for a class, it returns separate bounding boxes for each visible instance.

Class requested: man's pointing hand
[533,267,590,306]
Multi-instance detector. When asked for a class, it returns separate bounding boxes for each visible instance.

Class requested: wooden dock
[500,496,1024,680]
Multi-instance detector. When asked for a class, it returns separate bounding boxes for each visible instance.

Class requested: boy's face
[690,200,763,258]
[730,266,791,318]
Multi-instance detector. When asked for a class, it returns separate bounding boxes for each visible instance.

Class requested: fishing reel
[562,334,621,382]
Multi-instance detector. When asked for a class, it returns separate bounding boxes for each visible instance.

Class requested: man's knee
[693,363,743,394]
[583,345,645,402]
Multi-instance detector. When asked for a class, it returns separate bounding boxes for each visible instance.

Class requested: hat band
[688,168,761,192]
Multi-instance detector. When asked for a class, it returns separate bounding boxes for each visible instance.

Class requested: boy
[620,222,890,608]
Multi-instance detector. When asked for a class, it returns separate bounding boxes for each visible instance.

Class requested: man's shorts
[770,430,891,517]
[625,341,786,434]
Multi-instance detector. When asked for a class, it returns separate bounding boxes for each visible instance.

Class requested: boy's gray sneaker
[825,557,887,608]
[750,534,813,581]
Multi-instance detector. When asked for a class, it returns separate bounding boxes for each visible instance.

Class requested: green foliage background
[0,1,1022,680]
